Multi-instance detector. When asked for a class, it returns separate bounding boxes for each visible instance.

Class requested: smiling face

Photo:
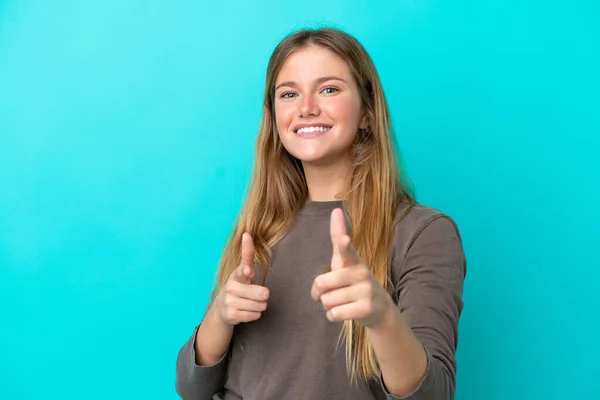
[274,45,366,168]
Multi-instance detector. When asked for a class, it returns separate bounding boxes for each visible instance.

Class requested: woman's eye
[321,87,339,94]
[281,92,297,99]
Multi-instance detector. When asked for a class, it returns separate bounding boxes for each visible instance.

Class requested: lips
[295,125,332,135]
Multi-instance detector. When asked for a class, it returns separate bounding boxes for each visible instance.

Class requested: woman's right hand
[215,233,270,325]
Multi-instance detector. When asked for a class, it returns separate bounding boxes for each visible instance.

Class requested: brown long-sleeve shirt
[176,200,466,400]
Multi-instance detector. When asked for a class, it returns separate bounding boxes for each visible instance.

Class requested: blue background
[1,1,598,399]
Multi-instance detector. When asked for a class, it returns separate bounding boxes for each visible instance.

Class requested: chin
[283,146,324,162]
[298,158,329,167]
[291,151,346,168]
[291,154,326,165]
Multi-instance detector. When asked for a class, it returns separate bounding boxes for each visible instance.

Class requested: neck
[302,161,350,202]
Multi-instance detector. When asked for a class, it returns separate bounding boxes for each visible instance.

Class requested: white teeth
[296,126,331,134]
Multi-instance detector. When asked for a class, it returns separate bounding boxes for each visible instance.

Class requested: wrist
[194,302,234,366]
[369,295,398,332]
[367,296,428,396]
[208,300,231,328]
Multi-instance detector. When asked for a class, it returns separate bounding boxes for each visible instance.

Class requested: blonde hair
[213,27,413,382]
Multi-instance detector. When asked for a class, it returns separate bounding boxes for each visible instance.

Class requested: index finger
[330,208,347,268]
[330,208,360,267]
[330,208,348,243]
[336,234,361,266]
[241,232,255,268]
[231,262,252,284]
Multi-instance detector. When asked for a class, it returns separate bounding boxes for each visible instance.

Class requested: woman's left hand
[311,208,395,329]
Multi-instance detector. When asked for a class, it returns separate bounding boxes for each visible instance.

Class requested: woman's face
[274,45,366,167]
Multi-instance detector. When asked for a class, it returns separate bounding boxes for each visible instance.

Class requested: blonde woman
[176,27,466,400]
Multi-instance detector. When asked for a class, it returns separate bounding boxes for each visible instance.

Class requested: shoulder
[394,202,462,243]
[390,202,465,273]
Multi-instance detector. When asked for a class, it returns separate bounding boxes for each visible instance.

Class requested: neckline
[299,200,344,216]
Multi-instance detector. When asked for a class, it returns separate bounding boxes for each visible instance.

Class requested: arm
[195,305,234,365]
[368,302,428,397]
[175,305,232,400]
[373,216,466,399]
[176,233,269,399]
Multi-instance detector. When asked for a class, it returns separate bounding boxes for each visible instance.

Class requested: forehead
[275,45,354,84]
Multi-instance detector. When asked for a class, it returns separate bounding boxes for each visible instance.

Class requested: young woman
[176,27,466,400]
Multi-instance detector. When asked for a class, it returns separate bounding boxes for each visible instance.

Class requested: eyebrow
[275,76,347,91]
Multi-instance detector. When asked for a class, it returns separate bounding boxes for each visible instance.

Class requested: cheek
[274,102,294,133]
[323,97,362,127]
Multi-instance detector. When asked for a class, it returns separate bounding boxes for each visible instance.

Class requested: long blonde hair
[213,27,414,382]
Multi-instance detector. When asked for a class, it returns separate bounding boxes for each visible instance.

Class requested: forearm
[369,298,428,397]
[176,310,231,400]
[194,304,234,366]
[369,215,463,400]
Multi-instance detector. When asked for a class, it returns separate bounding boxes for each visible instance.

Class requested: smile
[294,125,332,135]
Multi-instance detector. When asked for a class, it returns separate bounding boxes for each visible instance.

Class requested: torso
[221,200,389,400]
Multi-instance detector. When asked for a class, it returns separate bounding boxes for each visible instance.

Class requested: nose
[298,94,320,118]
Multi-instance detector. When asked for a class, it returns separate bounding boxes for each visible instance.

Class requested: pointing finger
[335,233,361,265]
[241,233,255,266]
[231,263,252,283]
[330,208,347,270]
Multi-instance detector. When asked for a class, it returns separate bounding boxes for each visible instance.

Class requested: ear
[359,113,369,131]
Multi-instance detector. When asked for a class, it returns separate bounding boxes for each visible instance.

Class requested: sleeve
[175,325,229,400]
[381,215,466,400]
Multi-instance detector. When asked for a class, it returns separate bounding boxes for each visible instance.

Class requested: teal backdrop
[1,1,598,399]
